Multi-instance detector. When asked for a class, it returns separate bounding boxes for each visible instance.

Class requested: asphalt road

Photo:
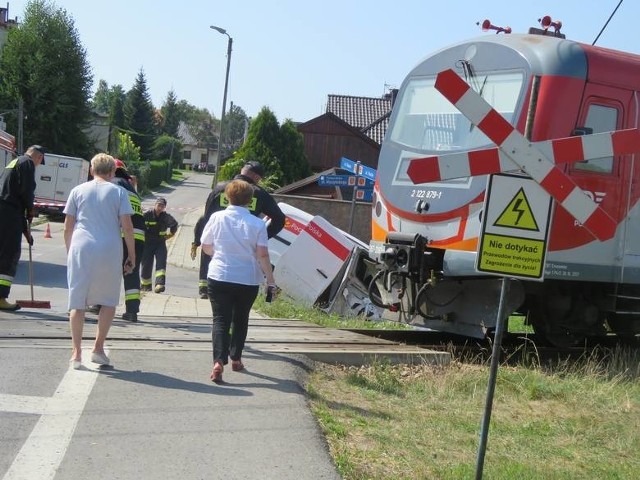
[0,172,341,480]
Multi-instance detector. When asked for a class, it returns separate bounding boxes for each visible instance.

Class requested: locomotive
[368,17,640,346]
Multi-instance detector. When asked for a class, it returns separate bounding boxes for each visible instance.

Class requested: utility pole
[17,98,23,154]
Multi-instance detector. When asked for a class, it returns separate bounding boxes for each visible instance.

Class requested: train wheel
[526,292,587,348]
[536,324,586,348]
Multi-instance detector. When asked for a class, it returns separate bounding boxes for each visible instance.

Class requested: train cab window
[573,104,617,173]
[389,72,523,152]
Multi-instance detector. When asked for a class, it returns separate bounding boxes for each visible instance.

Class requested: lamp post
[210,25,233,186]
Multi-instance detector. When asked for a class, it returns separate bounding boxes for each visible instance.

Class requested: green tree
[160,89,180,137]
[152,134,182,166]
[0,0,93,156]
[223,107,310,190]
[175,100,217,148]
[124,68,156,160]
[117,132,141,164]
[222,102,249,159]
[92,79,110,114]
[278,119,310,184]
[108,84,126,129]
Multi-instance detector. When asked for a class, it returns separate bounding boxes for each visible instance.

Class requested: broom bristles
[16,300,51,309]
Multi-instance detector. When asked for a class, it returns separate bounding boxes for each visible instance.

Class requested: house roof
[274,167,338,194]
[177,121,197,146]
[326,94,392,145]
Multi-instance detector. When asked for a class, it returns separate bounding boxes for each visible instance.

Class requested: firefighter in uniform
[141,197,178,293]
[112,160,145,321]
[0,145,46,311]
[191,161,285,299]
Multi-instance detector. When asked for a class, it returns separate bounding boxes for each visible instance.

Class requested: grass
[252,298,640,479]
[253,292,409,330]
[307,350,640,479]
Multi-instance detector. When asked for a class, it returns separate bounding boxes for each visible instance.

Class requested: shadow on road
[100,368,254,396]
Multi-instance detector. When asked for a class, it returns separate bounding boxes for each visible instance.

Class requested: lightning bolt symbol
[512,198,525,225]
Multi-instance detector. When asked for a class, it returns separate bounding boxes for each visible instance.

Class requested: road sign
[477,174,553,280]
[318,175,357,187]
[407,128,640,183]
[428,68,617,241]
[339,157,377,182]
[355,189,373,202]
[340,157,357,174]
[356,163,377,181]
[318,175,374,188]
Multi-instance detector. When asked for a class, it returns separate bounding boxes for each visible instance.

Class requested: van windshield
[389,71,524,152]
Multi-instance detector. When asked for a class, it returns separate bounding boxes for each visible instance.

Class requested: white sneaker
[91,352,111,366]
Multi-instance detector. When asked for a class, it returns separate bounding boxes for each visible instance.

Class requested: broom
[16,222,51,309]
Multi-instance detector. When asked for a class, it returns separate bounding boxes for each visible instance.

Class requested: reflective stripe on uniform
[0,274,13,287]
[155,270,166,278]
[198,279,208,288]
[124,289,140,301]
[141,278,152,286]
[121,228,146,241]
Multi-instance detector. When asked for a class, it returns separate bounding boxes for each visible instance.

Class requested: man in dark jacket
[113,160,145,321]
[0,145,45,311]
[191,161,285,299]
[141,197,178,294]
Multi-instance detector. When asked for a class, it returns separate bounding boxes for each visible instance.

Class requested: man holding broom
[0,145,46,311]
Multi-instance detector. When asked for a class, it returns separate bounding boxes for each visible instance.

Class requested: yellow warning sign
[493,188,539,231]
[478,233,545,278]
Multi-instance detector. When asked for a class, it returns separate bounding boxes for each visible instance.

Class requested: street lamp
[210,25,233,186]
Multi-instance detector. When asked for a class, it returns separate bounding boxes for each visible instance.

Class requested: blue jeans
[208,279,259,365]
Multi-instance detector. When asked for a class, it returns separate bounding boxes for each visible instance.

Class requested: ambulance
[268,203,383,320]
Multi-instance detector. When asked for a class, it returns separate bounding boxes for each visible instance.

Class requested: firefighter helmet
[114,158,127,171]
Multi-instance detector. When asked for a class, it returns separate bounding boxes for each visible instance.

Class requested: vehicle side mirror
[571,127,593,136]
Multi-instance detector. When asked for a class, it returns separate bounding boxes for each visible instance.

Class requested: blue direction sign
[355,176,375,188]
[355,189,373,202]
[318,175,357,187]
[357,164,377,181]
[340,157,357,174]
[318,174,375,188]
[339,157,377,181]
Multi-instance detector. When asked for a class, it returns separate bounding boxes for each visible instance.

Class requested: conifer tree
[124,69,156,160]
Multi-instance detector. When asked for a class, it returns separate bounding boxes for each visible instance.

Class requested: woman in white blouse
[201,179,276,383]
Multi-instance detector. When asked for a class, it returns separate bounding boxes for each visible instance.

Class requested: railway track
[346,328,640,364]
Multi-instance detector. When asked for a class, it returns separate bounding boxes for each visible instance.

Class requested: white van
[34,153,89,214]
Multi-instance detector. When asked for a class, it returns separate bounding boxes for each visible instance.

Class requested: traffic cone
[44,223,52,239]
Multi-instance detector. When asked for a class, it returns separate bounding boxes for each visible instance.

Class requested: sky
[6,0,638,123]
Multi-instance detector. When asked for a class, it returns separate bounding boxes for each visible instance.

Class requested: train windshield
[389,71,524,152]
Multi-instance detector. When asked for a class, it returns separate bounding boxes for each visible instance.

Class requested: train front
[369,31,575,337]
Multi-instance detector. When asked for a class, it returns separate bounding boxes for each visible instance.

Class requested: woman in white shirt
[201,179,276,383]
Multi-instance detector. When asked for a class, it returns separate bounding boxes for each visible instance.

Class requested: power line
[592,0,623,45]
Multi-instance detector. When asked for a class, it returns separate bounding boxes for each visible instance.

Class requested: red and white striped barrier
[409,68,620,241]
[407,128,640,183]
[35,201,201,211]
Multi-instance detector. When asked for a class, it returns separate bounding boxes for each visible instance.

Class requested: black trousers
[208,279,259,365]
[122,239,145,313]
[198,251,211,294]
[0,204,23,299]
[141,239,168,287]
